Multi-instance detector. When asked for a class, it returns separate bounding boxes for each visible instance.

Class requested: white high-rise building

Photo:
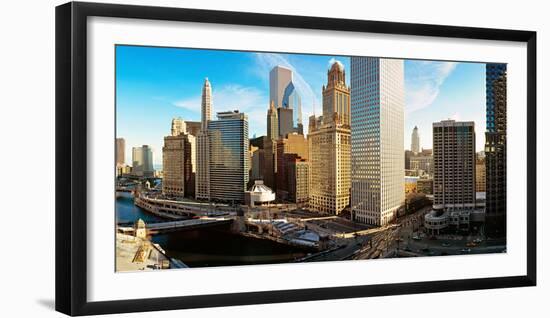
[196,78,212,200]
[411,126,420,154]
[350,57,405,226]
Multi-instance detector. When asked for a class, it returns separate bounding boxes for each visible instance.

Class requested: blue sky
[116,45,486,165]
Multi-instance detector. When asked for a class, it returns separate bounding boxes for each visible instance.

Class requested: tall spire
[201,78,212,131]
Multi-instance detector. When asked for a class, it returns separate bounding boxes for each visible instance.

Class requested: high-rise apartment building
[208,111,249,202]
[309,61,351,215]
[196,78,212,200]
[350,57,405,226]
[116,138,125,166]
[485,63,507,236]
[411,126,420,154]
[433,120,476,211]
[132,145,154,177]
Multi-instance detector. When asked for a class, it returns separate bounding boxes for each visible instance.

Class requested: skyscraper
[270,66,292,109]
[309,61,351,215]
[208,111,249,202]
[196,78,212,200]
[132,145,154,177]
[485,63,507,236]
[433,120,476,211]
[276,133,308,200]
[266,101,278,140]
[162,134,194,198]
[411,126,420,154]
[269,66,302,134]
[116,138,125,165]
[350,57,405,226]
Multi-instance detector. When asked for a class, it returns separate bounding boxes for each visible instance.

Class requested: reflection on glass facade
[208,111,249,202]
[282,82,302,129]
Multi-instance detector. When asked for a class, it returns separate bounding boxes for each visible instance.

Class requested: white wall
[0,0,546,317]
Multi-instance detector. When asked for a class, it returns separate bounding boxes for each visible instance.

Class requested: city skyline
[116,45,486,165]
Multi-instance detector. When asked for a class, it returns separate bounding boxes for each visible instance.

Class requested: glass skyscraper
[208,111,249,203]
[485,63,507,236]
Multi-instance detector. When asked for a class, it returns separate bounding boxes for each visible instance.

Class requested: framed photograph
[55,1,536,316]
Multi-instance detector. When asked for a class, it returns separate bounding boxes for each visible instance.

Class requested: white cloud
[406,61,457,113]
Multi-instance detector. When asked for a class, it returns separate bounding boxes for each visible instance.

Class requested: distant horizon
[116,45,487,165]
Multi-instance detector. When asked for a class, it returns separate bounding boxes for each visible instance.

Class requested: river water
[116,193,306,267]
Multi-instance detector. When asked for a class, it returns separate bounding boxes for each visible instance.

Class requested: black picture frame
[55,1,537,316]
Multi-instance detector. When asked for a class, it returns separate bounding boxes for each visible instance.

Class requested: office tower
[162,134,194,198]
[476,152,486,193]
[410,149,434,177]
[309,61,351,214]
[276,133,308,200]
[171,117,186,136]
[485,63,507,236]
[433,120,476,210]
[288,159,310,204]
[277,107,294,138]
[270,66,303,133]
[405,150,413,170]
[249,136,266,182]
[411,126,420,154]
[282,81,302,129]
[116,138,125,165]
[350,57,405,226]
[132,145,154,177]
[267,101,278,140]
[270,66,292,109]
[196,78,212,200]
[208,111,249,202]
[263,101,278,190]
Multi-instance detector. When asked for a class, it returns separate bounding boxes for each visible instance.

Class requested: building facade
[485,63,507,236]
[276,133,308,201]
[162,134,194,198]
[288,158,310,204]
[132,145,154,177]
[433,120,476,211]
[116,138,125,166]
[411,126,420,154]
[196,78,212,200]
[476,153,486,193]
[208,111,249,202]
[409,149,434,177]
[309,61,351,215]
[350,57,405,226]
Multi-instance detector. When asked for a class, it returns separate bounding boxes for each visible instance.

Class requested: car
[473,238,483,244]
[412,236,421,241]
[460,248,471,253]
[441,242,451,247]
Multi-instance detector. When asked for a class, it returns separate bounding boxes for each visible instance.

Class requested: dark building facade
[485,63,507,236]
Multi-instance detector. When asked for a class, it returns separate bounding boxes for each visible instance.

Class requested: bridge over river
[118,218,233,235]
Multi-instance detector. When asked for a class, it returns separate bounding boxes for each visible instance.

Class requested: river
[116,192,307,267]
